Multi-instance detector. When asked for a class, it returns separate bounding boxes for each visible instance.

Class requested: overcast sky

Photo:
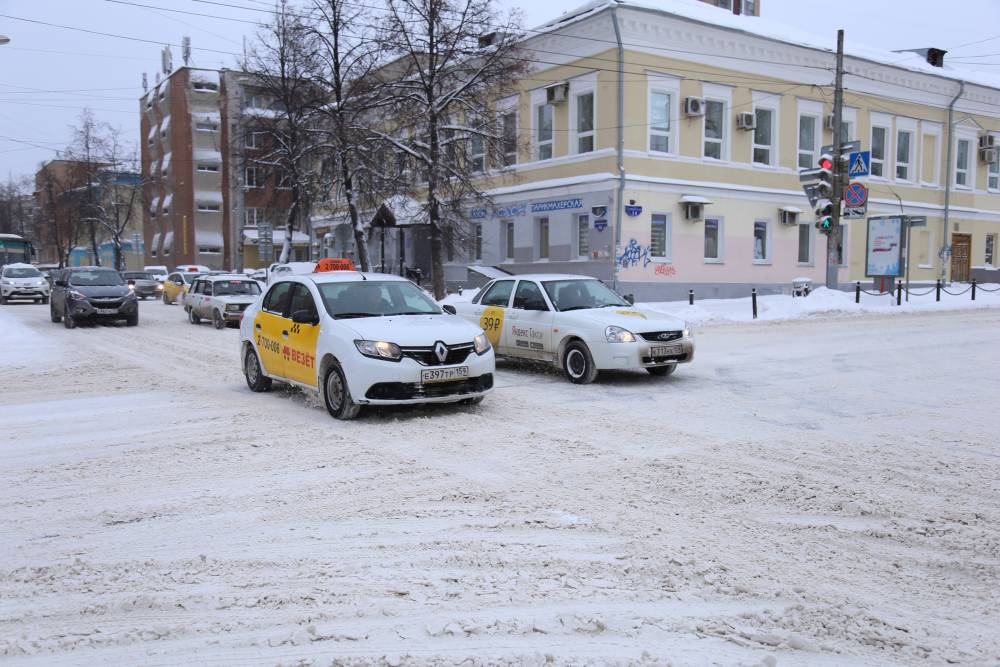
[2,0,999,181]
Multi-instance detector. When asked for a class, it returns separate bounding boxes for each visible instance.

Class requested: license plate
[96,308,118,315]
[651,344,682,356]
[420,366,469,384]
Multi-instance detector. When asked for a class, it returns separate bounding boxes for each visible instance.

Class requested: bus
[0,234,34,266]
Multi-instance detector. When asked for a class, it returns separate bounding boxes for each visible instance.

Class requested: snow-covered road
[1,300,998,666]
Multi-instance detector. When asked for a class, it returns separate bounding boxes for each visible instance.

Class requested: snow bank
[0,308,62,369]
[440,287,480,305]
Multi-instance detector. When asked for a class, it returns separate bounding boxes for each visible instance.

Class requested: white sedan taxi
[448,274,693,384]
[240,272,495,419]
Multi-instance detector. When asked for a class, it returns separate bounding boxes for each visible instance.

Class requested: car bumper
[131,287,160,297]
[587,337,695,370]
[2,286,49,298]
[68,299,138,319]
[350,350,496,405]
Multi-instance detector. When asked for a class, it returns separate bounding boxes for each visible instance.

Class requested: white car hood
[339,314,482,346]
[566,306,686,333]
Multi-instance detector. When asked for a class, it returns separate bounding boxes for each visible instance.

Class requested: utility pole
[826,29,845,290]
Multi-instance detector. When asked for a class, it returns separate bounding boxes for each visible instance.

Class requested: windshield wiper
[334,312,380,319]
[386,311,431,316]
[560,305,593,312]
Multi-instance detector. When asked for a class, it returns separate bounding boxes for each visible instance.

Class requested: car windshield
[124,272,153,280]
[4,267,42,278]
[213,280,261,296]
[318,280,441,319]
[542,279,629,312]
[69,270,125,287]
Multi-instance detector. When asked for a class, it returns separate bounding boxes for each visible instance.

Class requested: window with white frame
[577,214,590,258]
[989,159,999,191]
[535,102,553,161]
[956,138,971,187]
[536,217,549,259]
[473,224,483,261]
[649,90,672,153]
[986,232,997,266]
[703,99,725,160]
[245,166,262,188]
[798,114,818,169]
[468,132,485,172]
[870,124,888,177]
[797,223,812,264]
[704,218,722,261]
[504,220,515,260]
[501,111,517,166]
[753,220,770,262]
[197,203,221,212]
[245,208,264,227]
[245,129,262,149]
[753,107,774,166]
[896,128,913,181]
[650,213,671,259]
[575,91,594,154]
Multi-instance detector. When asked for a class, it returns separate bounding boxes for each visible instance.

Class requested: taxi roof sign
[315,258,356,272]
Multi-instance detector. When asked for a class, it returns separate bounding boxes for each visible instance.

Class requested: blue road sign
[848,150,871,178]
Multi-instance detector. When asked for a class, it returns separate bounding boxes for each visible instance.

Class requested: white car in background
[267,262,317,283]
[1,263,50,304]
[447,274,694,383]
[184,274,262,329]
[240,272,494,419]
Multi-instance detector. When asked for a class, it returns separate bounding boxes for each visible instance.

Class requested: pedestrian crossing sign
[848,150,870,178]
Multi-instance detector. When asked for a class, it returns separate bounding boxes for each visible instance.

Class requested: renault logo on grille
[434,341,448,363]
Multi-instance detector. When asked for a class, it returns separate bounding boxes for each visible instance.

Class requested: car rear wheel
[646,363,677,377]
[562,341,598,384]
[323,363,360,420]
[188,307,201,324]
[212,310,225,330]
[63,304,76,329]
[243,346,272,392]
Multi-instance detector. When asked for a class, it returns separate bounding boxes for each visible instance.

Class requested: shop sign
[530,198,582,213]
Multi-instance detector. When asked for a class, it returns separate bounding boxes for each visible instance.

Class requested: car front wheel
[126,313,138,327]
[562,341,598,384]
[50,304,61,323]
[646,364,677,377]
[162,291,172,305]
[243,346,272,392]
[63,304,76,329]
[323,363,360,420]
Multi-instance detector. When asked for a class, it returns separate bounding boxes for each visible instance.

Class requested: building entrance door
[951,233,972,282]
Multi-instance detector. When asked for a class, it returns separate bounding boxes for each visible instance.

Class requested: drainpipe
[942,80,964,283]
[611,2,626,292]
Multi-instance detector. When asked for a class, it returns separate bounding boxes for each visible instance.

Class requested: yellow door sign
[479,306,505,347]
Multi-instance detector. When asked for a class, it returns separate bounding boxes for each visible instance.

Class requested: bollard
[936,279,941,302]
[855,281,861,304]
[751,288,758,320]
[972,278,977,301]
[896,280,902,306]
[688,289,694,306]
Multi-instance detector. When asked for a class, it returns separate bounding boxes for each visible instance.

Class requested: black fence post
[896,280,902,306]
[972,278,977,301]
[936,279,941,302]
[855,281,861,304]
[751,288,758,319]
[688,289,694,306]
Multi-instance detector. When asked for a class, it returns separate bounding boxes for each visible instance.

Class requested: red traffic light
[818,156,833,170]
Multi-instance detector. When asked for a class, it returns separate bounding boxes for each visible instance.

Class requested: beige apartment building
[409,0,1000,299]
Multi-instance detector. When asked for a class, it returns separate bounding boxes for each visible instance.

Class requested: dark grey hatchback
[50,267,139,328]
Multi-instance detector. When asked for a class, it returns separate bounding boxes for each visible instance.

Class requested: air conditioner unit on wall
[980,134,997,150]
[545,83,568,105]
[684,97,705,117]
[780,209,799,225]
[980,147,999,164]
[683,202,703,220]
[824,114,837,131]
[736,112,756,130]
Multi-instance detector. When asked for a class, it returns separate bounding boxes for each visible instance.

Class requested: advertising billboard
[865,216,904,277]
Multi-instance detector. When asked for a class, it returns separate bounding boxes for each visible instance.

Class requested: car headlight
[605,325,636,343]
[67,289,88,300]
[155,283,163,290]
[225,304,241,312]
[354,339,402,361]
[128,283,136,290]
[474,333,491,355]
[682,328,692,338]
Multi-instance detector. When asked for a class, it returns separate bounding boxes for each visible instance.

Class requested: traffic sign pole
[827,29,845,291]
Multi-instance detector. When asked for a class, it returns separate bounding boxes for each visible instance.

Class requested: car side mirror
[624,294,635,305]
[442,304,457,315]
[291,309,319,325]
[55,279,67,287]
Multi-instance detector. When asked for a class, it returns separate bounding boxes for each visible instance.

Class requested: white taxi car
[447,274,693,384]
[184,274,262,329]
[240,272,495,419]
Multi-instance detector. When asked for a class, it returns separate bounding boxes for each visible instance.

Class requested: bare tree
[375,0,524,298]
[62,109,110,266]
[0,175,33,238]
[243,0,329,264]
[36,160,89,267]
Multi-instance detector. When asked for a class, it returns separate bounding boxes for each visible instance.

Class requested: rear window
[124,272,153,280]
[213,280,260,296]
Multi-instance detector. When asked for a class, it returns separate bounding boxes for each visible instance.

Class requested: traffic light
[814,153,835,234]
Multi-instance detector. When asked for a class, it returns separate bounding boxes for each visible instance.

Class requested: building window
[753,220,769,262]
[504,220,514,260]
[956,139,970,187]
[198,246,222,254]
[192,81,218,92]
[576,91,594,154]
[537,217,549,259]
[753,107,774,165]
[535,103,553,161]
[896,130,913,181]
[989,159,999,192]
[798,115,817,169]
[576,214,590,258]
[871,126,887,177]
[649,91,671,153]
[703,99,724,160]
[468,133,485,172]
[245,130,262,149]
[650,213,671,259]
[986,233,997,266]
[798,224,812,264]
[197,164,219,173]
[245,93,268,109]
[245,208,263,227]
[246,166,262,188]
[743,0,756,13]
[839,120,853,145]
[196,121,218,132]
[473,224,483,261]
[704,218,722,261]
[501,111,517,166]
[197,203,221,212]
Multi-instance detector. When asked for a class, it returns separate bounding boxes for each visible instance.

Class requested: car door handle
[282,330,289,338]
[255,323,261,331]
[509,311,519,320]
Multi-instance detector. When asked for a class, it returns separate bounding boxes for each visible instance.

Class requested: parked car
[161,270,201,304]
[35,263,60,285]
[184,274,262,329]
[144,265,169,281]
[174,264,212,273]
[122,271,163,299]
[240,272,494,419]
[1,263,50,304]
[49,267,138,328]
[448,274,694,383]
